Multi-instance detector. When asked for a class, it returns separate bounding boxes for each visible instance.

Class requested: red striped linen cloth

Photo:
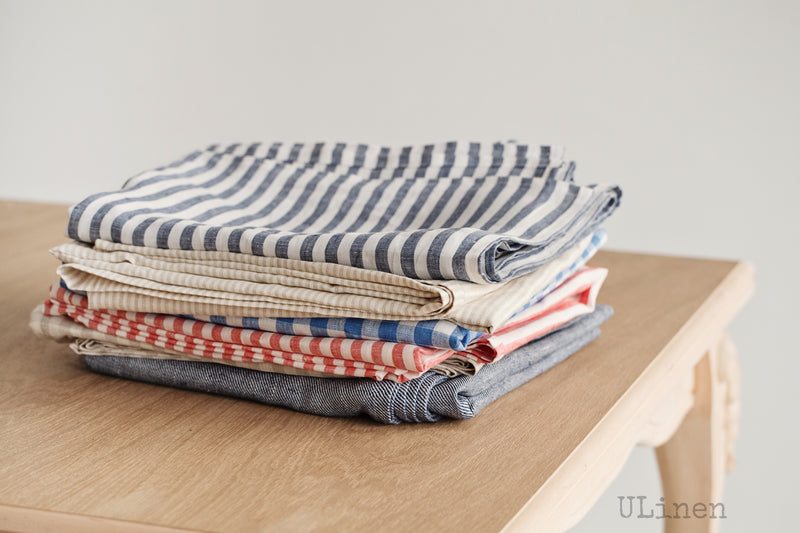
[42,268,606,382]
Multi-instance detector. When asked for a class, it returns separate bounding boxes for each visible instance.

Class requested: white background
[2,1,798,531]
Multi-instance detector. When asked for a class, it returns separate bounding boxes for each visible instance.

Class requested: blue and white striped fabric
[191,229,605,350]
[67,142,621,284]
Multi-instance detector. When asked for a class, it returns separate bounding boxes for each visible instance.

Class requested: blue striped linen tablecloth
[80,306,612,423]
[66,141,621,284]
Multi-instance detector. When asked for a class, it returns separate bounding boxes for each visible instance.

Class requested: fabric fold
[65,142,620,284]
[29,307,339,379]
[29,140,622,426]
[52,230,604,332]
[79,306,612,423]
[38,267,605,382]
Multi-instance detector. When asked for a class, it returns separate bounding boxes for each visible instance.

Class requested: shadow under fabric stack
[30,141,621,424]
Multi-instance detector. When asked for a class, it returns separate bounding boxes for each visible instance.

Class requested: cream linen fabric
[52,233,600,332]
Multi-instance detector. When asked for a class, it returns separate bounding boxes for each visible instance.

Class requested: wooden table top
[0,200,754,532]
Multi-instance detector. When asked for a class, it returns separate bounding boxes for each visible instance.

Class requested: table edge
[502,260,755,532]
[0,503,202,533]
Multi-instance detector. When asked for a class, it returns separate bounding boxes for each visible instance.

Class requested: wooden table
[0,201,753,533]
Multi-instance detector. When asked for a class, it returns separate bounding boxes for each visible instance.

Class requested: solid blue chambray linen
[66,142,620,284]
[81,306,612,424]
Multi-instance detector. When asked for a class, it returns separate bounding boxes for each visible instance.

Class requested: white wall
[2,1,797,530]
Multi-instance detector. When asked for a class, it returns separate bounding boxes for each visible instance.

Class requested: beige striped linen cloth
[52,233,598,333]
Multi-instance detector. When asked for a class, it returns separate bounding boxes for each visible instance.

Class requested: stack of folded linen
[30,141,621,423]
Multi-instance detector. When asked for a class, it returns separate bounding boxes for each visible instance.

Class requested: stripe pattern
[52,230,604,332]
[78,307,613,424]
[66,141,620,283]
[193,230,605,347]
[42,268,603,383]
[29,306,341,379]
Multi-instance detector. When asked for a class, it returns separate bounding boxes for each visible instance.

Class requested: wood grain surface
[0,201,753,532]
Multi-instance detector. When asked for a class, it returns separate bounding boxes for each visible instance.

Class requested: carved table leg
[655,332,739,533]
